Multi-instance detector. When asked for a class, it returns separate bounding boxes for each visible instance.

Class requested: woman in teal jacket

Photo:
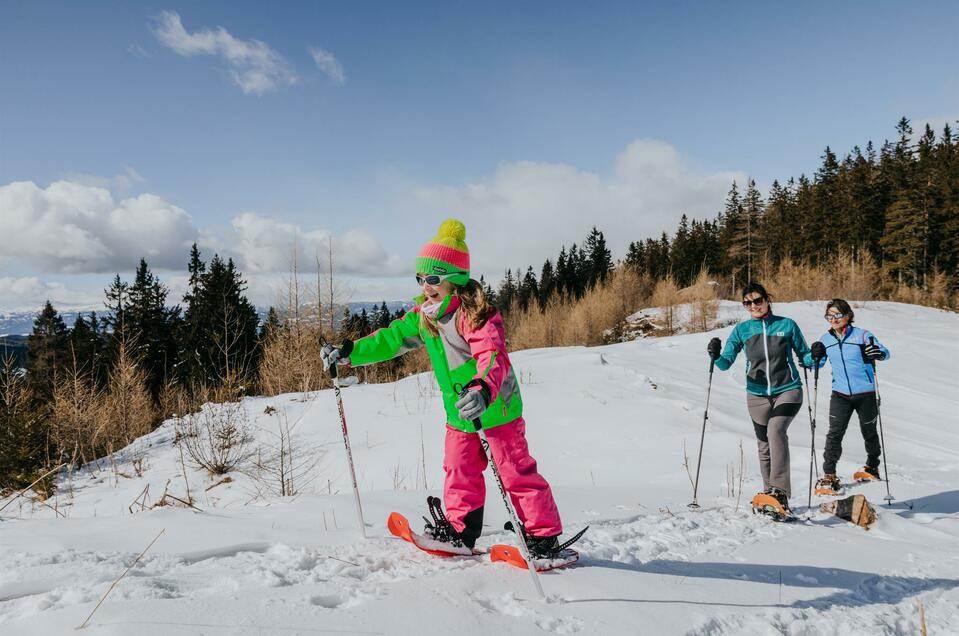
[707,283,815,515]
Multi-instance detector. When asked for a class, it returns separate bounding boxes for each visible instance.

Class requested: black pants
[822,391,881,474]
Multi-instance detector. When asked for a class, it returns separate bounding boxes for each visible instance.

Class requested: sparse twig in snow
[0,463,66,514]
[77,528,165,629]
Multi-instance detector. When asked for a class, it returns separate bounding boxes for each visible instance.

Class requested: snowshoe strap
[505,521,588,552]
[556,526,589,551]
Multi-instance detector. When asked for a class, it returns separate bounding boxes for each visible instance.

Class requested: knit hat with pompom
[415,219,470,286]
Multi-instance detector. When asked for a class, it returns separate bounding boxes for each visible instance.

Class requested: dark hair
[825,298,854,324]
[741,282,770,301]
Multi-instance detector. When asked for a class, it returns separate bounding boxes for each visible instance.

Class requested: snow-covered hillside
[2,301,958,635]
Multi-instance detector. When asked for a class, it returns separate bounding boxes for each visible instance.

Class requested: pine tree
[0,356,47,490]
[517,266,539,311]
[26,301,69,403]
[181,252,260,388]
[478,275,497,306]
[720,182,746,287]
[69,313,107,388]
[497,269,517,310]
[122,259,182,400]
[881,193,924,286]
[538,259,555,309]
[742,179,764,281]
[584,227,613,288]
[809,147,840,262]
[260,307,282,341]
[625,241,646,274]
[670,215,693,286]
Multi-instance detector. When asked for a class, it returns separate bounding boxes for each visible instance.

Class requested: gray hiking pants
[746,388,803,497]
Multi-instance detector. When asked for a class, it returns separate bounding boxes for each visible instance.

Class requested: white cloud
[127,43,150,58]
[1,179,403,283]
[0,180,197,273]
[414,139,745,277]
[308,47,345,84]
[152,10,298,95]
[0,277,103,313]
[218,212,405,277]
[63,167,146,193]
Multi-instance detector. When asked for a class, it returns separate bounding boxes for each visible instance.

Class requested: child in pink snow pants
[321,219,563,552]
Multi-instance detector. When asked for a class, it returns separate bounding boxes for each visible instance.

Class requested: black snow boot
[422,496,478,549]
[526,535,561,559]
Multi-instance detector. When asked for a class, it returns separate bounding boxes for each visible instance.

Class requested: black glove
[862,342,885,362]
[811,341,826,361]
[321,339,354,370]
[707,337,721,361]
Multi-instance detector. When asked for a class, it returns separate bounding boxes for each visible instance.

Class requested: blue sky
[1,1,956,312]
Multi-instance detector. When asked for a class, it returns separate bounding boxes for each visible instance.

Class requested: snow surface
[2,301,958,635]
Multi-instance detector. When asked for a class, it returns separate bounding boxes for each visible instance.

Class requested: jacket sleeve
[460,312,511,403]
[791,321,814,368]
[861,330,891,361]
[348,309,423,366]
[714,325,742,371]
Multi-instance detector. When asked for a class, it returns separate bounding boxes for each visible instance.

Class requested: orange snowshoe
[815,473,843,496]
[852,466,881,482]
[751,489,794,522]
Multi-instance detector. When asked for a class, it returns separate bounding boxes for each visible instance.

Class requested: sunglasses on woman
[415,273,458,286]
[824,313,846,321]
[742,297,766,307]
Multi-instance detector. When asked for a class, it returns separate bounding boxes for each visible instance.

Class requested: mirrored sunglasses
[416,273,457,286]
[824,313,846,321]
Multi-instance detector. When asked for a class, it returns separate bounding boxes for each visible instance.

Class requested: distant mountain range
[0,301,412,337]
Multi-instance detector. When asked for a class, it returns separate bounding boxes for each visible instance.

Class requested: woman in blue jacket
[812,299,891,494]
[707,283,815,517]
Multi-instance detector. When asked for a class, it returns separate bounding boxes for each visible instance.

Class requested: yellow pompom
[437,218,467,242]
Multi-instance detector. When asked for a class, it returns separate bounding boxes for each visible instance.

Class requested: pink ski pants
[443,417,562,537]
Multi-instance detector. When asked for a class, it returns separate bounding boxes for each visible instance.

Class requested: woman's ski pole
[326,342,367,538]
[689,342,718,510]
[803,363,821,511]
[870,337,895,505]
[463,391,545,599]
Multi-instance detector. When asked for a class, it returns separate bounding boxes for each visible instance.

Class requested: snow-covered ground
[2,301,958,635]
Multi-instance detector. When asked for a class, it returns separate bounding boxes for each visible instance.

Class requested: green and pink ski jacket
[348,294,523,432]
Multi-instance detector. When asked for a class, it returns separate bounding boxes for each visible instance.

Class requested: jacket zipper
[762,319,772,396]
[833,328,853,395]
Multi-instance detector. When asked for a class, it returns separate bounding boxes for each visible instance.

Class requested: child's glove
[321,339,353,370]
[455,381,491,422]
[455,389,487,421]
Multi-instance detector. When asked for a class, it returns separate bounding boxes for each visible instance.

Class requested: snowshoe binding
[421,496,476,550]
[751,487,794,522]
[852,465,881,482]
[815,473,844,496]
[491,522,588,571]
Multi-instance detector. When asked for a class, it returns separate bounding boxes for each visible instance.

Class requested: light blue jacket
[815,326,890,395]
